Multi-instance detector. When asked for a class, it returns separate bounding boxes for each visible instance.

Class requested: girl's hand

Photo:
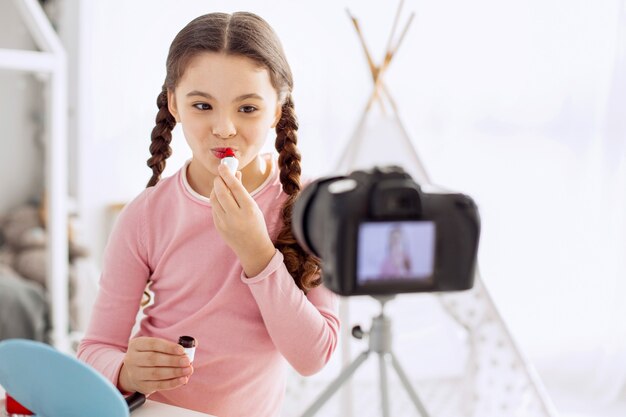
[210,164,276,277]
[118,337,193,395]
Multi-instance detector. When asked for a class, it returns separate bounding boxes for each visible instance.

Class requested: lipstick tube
[219,149,238,174]
[178,336,196,363]
[221,156,238,174]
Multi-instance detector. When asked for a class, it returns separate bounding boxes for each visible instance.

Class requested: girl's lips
[212,148,235,159]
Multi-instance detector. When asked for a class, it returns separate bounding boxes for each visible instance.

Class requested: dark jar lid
[178,336,196,348]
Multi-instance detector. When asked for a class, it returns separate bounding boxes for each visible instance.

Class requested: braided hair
[273,97,322,291]
[147,88,176,187]
[146,12,321,291]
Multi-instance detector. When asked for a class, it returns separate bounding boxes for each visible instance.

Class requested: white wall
[73,0,626,404]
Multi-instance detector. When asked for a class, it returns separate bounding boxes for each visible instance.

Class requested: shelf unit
[0,0,69,352]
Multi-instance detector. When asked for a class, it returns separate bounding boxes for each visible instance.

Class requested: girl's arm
[211,165,340,374]
[76,194,150,387]
[242,250,340,376]
[78,192,202,394]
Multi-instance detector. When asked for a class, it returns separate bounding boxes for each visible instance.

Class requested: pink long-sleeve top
[77,156,340,417]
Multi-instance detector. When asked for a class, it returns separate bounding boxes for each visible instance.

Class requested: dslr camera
[293,166,481,296]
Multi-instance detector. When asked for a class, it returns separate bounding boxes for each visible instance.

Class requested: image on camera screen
[357,221,436,284]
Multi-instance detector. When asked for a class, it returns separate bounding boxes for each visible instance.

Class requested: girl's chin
[190,158,219,175]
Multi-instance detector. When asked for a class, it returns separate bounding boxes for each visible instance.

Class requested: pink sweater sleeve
[77,196,150,387]
[241,249,340,376]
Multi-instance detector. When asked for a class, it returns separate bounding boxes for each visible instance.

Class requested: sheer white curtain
[585,0,626,404]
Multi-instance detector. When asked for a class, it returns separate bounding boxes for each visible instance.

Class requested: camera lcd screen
[357,221,436,286]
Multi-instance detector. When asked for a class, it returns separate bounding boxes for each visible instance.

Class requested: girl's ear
[271,104,282,129]
[167,89,181,123]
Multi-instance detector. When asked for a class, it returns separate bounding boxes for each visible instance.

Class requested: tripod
[299,296,431,417]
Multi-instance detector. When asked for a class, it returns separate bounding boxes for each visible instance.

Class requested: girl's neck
[186,154,271,199]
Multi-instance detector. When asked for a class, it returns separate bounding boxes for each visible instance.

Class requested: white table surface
[133,399,214,416]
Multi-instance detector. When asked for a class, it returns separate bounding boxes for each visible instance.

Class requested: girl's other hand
[118,337,194,395]
[210,164,276,276]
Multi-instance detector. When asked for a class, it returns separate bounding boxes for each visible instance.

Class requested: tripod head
[373,295,396,310]
[350,295,399,353]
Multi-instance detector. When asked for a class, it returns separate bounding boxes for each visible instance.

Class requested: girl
[379,226,412,279]
[78,12,339,417]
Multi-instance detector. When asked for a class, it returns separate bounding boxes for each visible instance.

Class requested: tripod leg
[300,351,370,417]
[389,352,431,417]
[379,353,391,417]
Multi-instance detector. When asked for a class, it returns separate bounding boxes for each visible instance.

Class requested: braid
[142,87,177,305]
[274,97,322,292]
[146,87,176,187]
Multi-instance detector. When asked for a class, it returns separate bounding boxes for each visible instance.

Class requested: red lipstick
[212,148,235,159]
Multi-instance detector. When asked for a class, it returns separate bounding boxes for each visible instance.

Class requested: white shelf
[0,49,56,72]
[1,0,69,352]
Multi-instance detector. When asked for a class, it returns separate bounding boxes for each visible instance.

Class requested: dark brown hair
[146,12,321,291]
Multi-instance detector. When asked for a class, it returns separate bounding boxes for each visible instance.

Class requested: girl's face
[168,52,281,187]
[389,230,404,253]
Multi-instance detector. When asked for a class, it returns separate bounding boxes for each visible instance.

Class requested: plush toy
[0,203,41,277]
[0,263,48,342]
[1,204,40,249]
[0,201,89,289]
[1,199,92,341]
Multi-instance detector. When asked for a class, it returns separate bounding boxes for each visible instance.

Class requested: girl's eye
[239,106,257,114]
[193,103,212,110]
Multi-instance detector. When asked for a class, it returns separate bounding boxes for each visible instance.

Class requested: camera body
[293,166,480,296]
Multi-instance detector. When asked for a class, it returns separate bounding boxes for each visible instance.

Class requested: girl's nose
[212,115,236,139]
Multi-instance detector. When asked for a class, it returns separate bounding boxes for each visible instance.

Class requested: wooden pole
[367,11,415,112]
[347,9,387,114]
